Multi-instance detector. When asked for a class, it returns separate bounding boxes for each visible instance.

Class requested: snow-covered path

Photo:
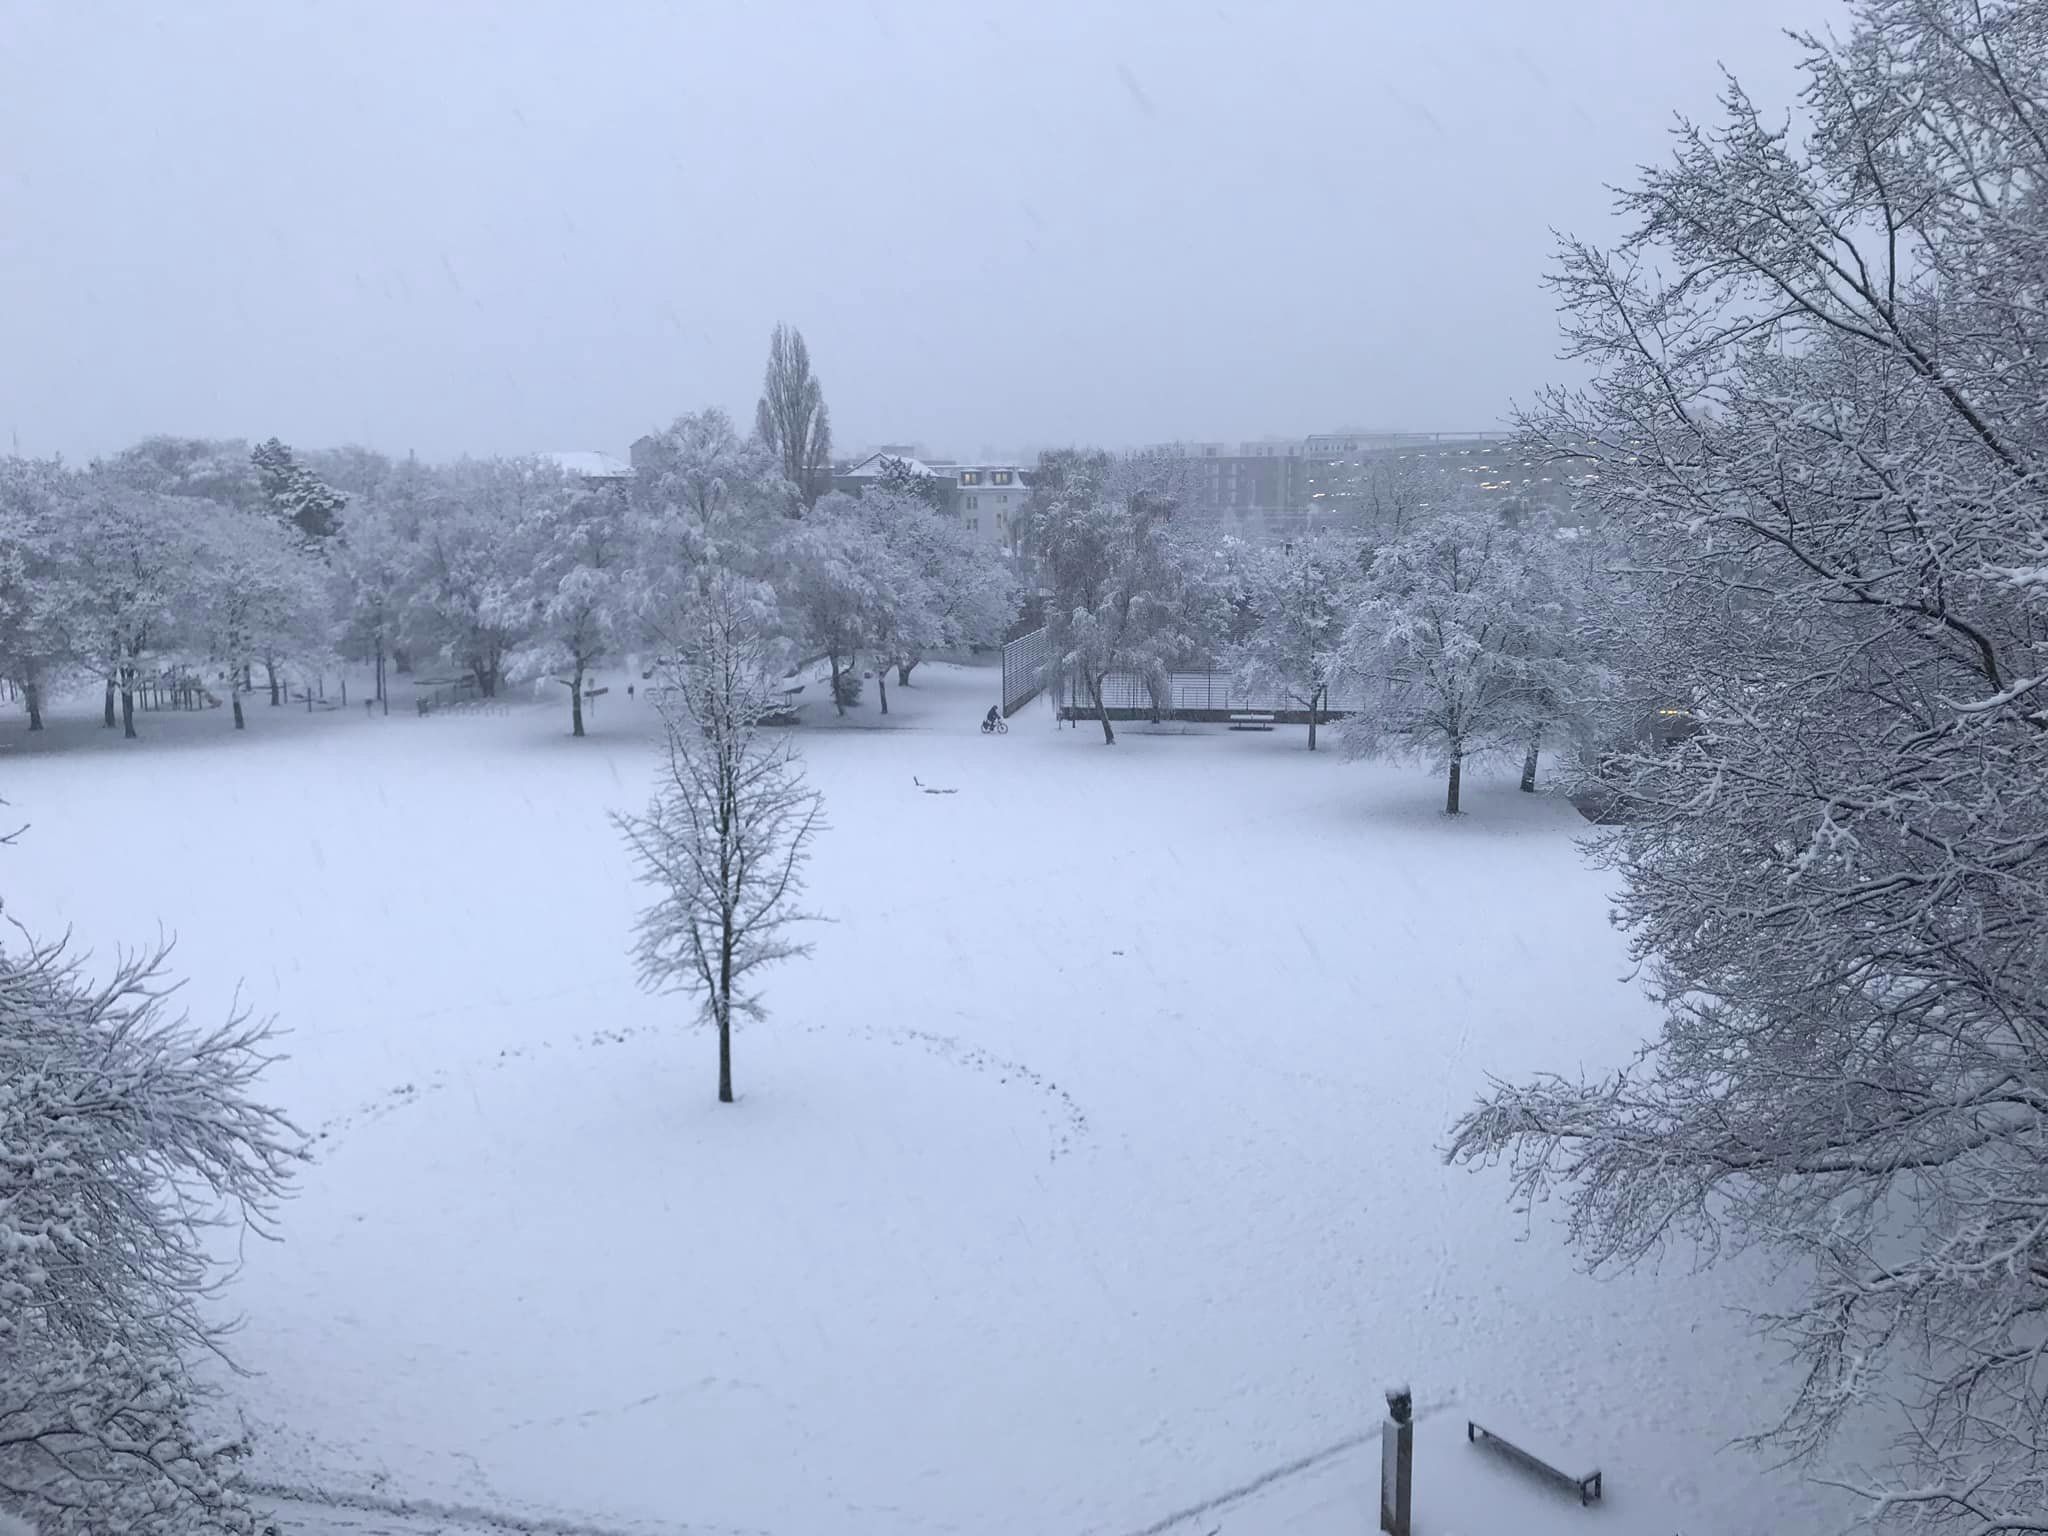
[3,665,1860,1534]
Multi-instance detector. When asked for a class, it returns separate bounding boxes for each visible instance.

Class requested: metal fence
[1001,626,1052,716]
[1062,668,1360,717]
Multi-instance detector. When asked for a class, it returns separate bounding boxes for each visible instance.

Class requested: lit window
[961,471,981,486]
[992,470,1013,485]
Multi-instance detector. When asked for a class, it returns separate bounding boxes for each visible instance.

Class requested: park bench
[1467,1420,1602,1506]
[1228,713,1276,731]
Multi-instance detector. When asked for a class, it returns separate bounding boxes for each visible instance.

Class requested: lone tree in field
[754,323,832,514]
[1450,2,2048,1528]
[615,580,824,1104]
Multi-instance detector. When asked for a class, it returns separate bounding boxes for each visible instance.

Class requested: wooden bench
[1468,1421,1602,1506]
[1228,713,1276,732]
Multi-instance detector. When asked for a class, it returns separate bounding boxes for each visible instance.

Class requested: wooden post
[1381,1387,1413,1536]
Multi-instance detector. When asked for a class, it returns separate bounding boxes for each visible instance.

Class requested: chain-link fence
[1001,626,1052,716]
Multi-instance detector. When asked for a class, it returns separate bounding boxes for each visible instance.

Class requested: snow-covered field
[1,664,1859,1535]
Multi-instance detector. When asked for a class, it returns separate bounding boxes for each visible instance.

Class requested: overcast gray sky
[1,0,1836,465]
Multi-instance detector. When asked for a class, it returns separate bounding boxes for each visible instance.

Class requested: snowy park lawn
[1,664,1859,1535]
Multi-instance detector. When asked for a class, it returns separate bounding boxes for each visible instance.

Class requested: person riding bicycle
[983,705,1002,732]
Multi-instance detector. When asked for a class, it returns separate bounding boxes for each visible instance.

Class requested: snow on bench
[1228,712,1276,732]
[1467,1420,1603,1506]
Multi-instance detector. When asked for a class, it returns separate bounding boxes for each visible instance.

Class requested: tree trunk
[830,653,846,716]
[1090,673,1115,745]
[897,660,914,687]
[570,664,585,738]
[718,929,735,1104]
[877,668,888,715]
[266,660,280,706]
[232,693,245,730]
[1520,735,1540,792]
[1446,740,1463,815]
[24,680,42,731]
[103,676,117,728]
[1308,685,1321,751]
[375,639,386,705]
[121,683,137,740]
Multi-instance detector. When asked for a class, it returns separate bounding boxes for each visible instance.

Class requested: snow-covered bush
[0,927,295,1533]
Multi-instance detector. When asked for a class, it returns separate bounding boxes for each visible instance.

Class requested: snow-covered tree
[1340,502,1560,814]
[98,436,262,511]
[1229,535,1355,749]
[1450,3,2048,1527]
[330,493,412,713]
[1029,449,1205,744]
[0,460,77,731]
[614,577,823,1104]
[0,920,294,1534]
[402,459,555,697]
[250,437,346,541]
[190,506,328,729]
[631,408,790,631]
[506,480,639,736]
[753,324,832,514]
[61,479,200,739]
[786,494,904,715]
[850,488,1018,691]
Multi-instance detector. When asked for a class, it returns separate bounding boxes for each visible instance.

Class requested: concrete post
[1380,1386,1413,1536]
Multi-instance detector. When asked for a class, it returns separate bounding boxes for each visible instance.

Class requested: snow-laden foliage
[190,507,330,730]
[1028,449,1207,744]
[630,409,791,630]
[401,458,567,698]
[849,488,1018,693]
[786,494,905,713]
[0,927,295,1533]
[504,480,639,736]
[249,437,346,542]
[59,479,205,740]
[0,461,75,732]
[1227,535,1355,750]
[613,576,824,1104]
[1339,502,1571,813]
[1452,2,2048,1526]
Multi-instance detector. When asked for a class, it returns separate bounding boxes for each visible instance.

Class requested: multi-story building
[1157,439,1313,520]
[930,461,1027,554]
[834,451,1029,557]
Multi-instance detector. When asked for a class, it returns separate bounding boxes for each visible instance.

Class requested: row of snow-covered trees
[1023,443,1603,813]
[0,409,1020,742]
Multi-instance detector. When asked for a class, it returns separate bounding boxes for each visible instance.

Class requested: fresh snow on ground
[1,663,1862,1535]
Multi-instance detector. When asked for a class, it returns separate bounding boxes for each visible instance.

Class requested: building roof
[541,450,635,480]
[841,451,939,479]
